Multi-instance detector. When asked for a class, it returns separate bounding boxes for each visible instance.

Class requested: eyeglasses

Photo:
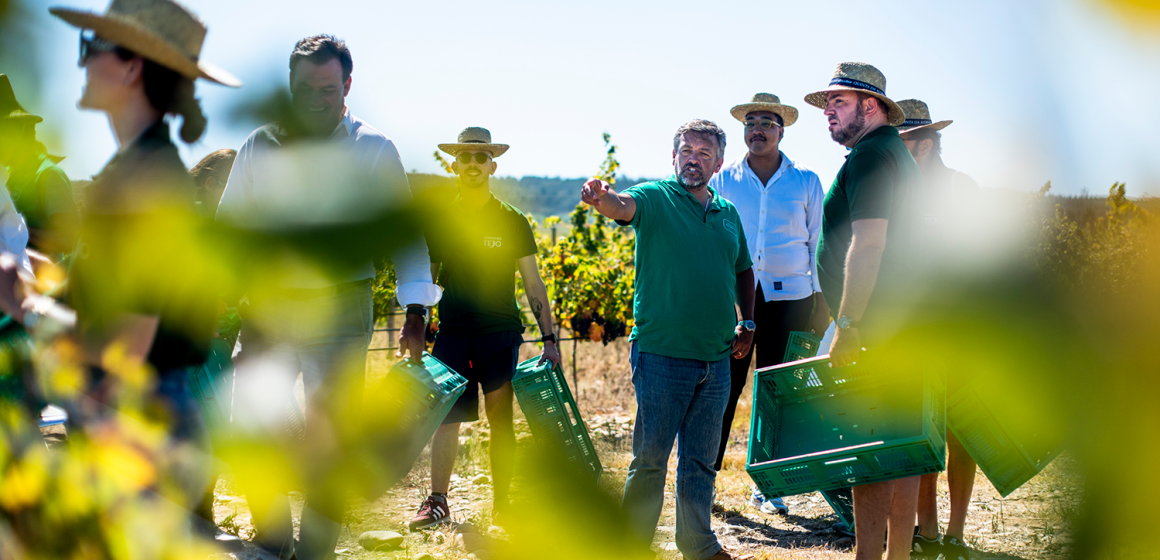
[79,31,129,64]
[456,152,491,164]
[743,119,782,131]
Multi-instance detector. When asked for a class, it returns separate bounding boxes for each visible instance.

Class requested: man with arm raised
[581,119,755,560]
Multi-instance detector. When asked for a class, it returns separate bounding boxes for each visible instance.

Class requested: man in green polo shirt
[806,62,923,560]
[0,74,79,258]
[408,127,561,530]
[581,119,755,560]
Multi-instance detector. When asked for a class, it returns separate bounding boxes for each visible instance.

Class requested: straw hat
[895,99,952,134]
[0,75,42,123]
[729,93,798,127]
[438,127,509,158]
[804,62,904,126]
[49,0,240,87]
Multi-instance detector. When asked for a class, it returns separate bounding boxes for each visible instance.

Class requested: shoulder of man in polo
[581,122,755,361]
[215,35,439,360]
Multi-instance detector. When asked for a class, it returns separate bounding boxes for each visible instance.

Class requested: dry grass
[214,334,1081,560]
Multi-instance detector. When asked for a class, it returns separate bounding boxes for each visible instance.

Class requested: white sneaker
[750,488,788,515]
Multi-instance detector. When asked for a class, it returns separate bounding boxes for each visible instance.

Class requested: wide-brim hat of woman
[438,127,509,158]
[804,62,905,126]
[49,0,240,87]
[730,92,798,127]
[895,99,952,134]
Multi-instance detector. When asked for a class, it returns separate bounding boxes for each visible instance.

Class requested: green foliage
[1030,182,1153,293]
[533,134,635,344]
[433,151,453,175]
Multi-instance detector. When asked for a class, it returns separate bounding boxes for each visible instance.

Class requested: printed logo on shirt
[484,237,503,248]
[722,219,738,236]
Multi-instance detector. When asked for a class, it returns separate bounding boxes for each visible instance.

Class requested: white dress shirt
[216,108,441,306]
[710,151,823,302]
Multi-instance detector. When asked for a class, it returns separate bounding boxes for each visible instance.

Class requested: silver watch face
[837,316,850,329]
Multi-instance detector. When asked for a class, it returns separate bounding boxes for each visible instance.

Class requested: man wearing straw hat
[215,35,440,560]
[581,119,755,560]
[407,127,561,530]
[805,62,923,560]
[708,93,828,516]
[0,74,79,259]
[897,99,978,560]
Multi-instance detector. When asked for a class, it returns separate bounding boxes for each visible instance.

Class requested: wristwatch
[737,320,756,332]
[541,333,557,344]
[837,315,860,329]
[406,305,428,319]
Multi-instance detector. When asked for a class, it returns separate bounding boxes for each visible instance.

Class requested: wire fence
[368,299,589,387]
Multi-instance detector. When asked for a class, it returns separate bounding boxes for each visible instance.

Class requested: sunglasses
[455,152,491,164]
[79,31,130,64]
[743,119,782,131]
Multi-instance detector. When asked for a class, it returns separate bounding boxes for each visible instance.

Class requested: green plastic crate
[187,337,235,436]
[371,353,468,472]
[821,487,854,529]
[512,357,602,484]
[779,331,854,527]
[747,355,946,498]
[783,331,823,363]
[948,380,1064,497]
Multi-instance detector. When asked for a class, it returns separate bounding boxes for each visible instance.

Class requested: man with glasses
[407,127,560,530]
[708,94,827,516]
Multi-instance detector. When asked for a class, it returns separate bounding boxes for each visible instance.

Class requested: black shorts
[433,330,523,424]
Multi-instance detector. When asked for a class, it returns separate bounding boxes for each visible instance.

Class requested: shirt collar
[663,174,724,210]
[332,107,355,139]
[742,151,794,185]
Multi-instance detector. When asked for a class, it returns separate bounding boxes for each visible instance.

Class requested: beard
[830,104,867,145]
[676,162,708,188]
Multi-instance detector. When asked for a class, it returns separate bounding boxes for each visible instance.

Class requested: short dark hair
[289,35,353,82]
[856,92,889,117]
[673,119,726,157]
[909,128,942,155]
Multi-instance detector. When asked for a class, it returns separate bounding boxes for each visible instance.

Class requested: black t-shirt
[426,194,538,335]
[816,125,923,330]
[71,121,215,373]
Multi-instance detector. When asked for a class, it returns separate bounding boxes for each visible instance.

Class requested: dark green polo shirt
[817,125,922,325]
[619,176,753,362]
[427,194,538,335]
[5,152,78,234]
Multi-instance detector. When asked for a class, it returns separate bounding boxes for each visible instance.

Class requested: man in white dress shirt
[216,35,441,560]
[708,93,829,515]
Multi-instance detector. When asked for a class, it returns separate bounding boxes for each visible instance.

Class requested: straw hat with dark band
[0,75,42,123]
[49,0,240,87]
[438,127,509,158]
[895,99,952,134]
[730,93,798,127]
[804,62,905,126]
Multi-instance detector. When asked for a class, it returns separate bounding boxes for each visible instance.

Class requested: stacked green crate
[512,357,602,484]
[781,331,854,528]
[747,355,946,500]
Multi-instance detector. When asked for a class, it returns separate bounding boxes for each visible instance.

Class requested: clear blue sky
[11,0,1160,196]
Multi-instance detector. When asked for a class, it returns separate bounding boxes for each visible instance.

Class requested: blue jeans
[623,343,731,560]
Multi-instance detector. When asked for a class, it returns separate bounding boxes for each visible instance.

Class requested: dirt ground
[211,338,1080,560]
